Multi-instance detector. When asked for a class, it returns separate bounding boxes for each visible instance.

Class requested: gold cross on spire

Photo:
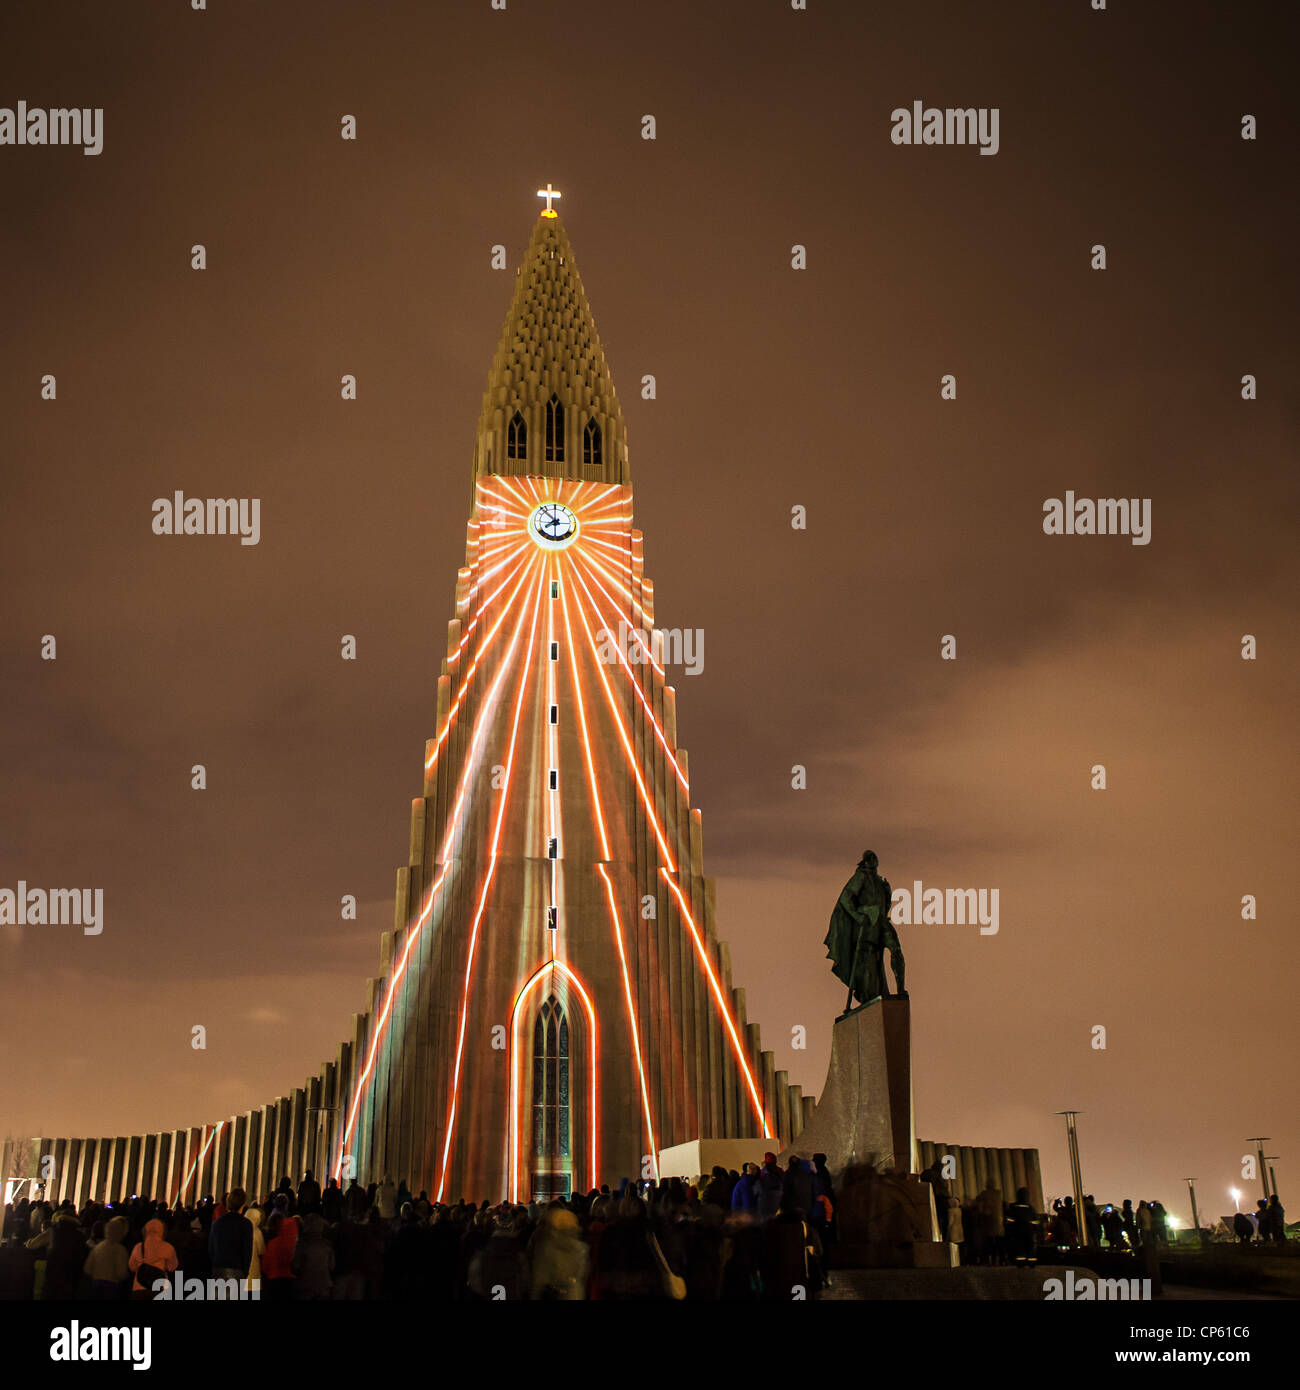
[537,183,561,218]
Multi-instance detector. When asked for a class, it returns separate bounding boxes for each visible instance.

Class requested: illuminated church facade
[6,198,810,1208]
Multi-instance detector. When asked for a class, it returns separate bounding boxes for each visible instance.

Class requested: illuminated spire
[474,202,627,488]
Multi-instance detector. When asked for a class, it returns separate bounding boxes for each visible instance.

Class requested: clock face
[530,502,579,548]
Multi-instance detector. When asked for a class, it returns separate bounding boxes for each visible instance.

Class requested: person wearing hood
[529,1207,590,1300]
[128,1219,179,1300]
[291,1211,335,1299]
[84,1215,130,1298]
[731,1163,759,1213]
[782,1156,814,1216]
[756,1154,784,1221]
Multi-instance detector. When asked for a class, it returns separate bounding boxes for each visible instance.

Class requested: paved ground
[816,1269,1287,1300]
[817,1267,1075,1300]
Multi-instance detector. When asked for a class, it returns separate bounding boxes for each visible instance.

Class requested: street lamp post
[1247,1137,1271,1201]
[1057,1110,1091,1247]
[1185,1178,1203,1248]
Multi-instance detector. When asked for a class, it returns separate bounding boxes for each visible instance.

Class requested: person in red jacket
[260,1210,299,1301]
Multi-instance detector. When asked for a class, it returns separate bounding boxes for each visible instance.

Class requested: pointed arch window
[532,996,570,1160]
[545,395,565,464]
[507,411,527,461]
[583,419,603,467]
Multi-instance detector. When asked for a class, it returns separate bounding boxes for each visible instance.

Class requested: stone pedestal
[782,997,917,1175]
[834,1167,944,1267]
[785,998,956,1268]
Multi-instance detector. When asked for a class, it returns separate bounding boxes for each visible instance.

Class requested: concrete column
[112,1137,132,1202]
[242,1112,259,1201]
[58,1139,78,1204]
[333,1043,352,1180]
[167,1130,187,1204]
[788,1085,804,1142]
[960,1145,978,1203]
[760,1051,777,1144]
[197,1126,218,1201]
[257,1105,274,1200]
[218,1122,235,1200]
[179,1126,202,1203]
[164,1133,180,1202]
[717,942,738,1137]
[273,1098,291,1189]
[1010,1146,1028,1201]
[290,1088,307,1184]
[148,1134,166,1203]
[231,1115,248,1195]
[999,1148,1017,1205]
[157,1134,176,1204]
[304,1077,322,1175]
[349,1013,369,1182]
[972,1147,989,1199]
[89,1137,110,1201]
[74,1139,94,1205]
[172,1132,191,1202]
[49,1139,67,1202]
[744,1023,761,1138]
[321,1063,337,1176]
[985,1148,1004,1202]
[134,1136,151,1199]
[774,1069,791,1144]
[1024,1148,1046,1213]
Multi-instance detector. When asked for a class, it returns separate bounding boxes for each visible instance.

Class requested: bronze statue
[824,850,907,1014]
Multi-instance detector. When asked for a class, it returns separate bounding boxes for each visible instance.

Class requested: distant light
[1168,1216,1181,1230]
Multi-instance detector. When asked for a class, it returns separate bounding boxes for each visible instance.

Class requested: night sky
[2,0,1296,1221]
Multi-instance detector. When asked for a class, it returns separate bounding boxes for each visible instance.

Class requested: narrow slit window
[545,395,565,463]
[583,419,602,467]
[507,411,527,461]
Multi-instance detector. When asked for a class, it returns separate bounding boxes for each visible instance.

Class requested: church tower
[9,198,1048,1220]
[333,197,807,1200]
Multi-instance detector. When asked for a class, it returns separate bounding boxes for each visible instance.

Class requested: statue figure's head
[861,850,878,873]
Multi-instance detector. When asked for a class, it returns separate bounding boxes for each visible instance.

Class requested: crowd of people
[918,1163,1288,1260]
[1,1153,836,1301]
[1232,1197,1289,1245]
[2,1156,1287,1301]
